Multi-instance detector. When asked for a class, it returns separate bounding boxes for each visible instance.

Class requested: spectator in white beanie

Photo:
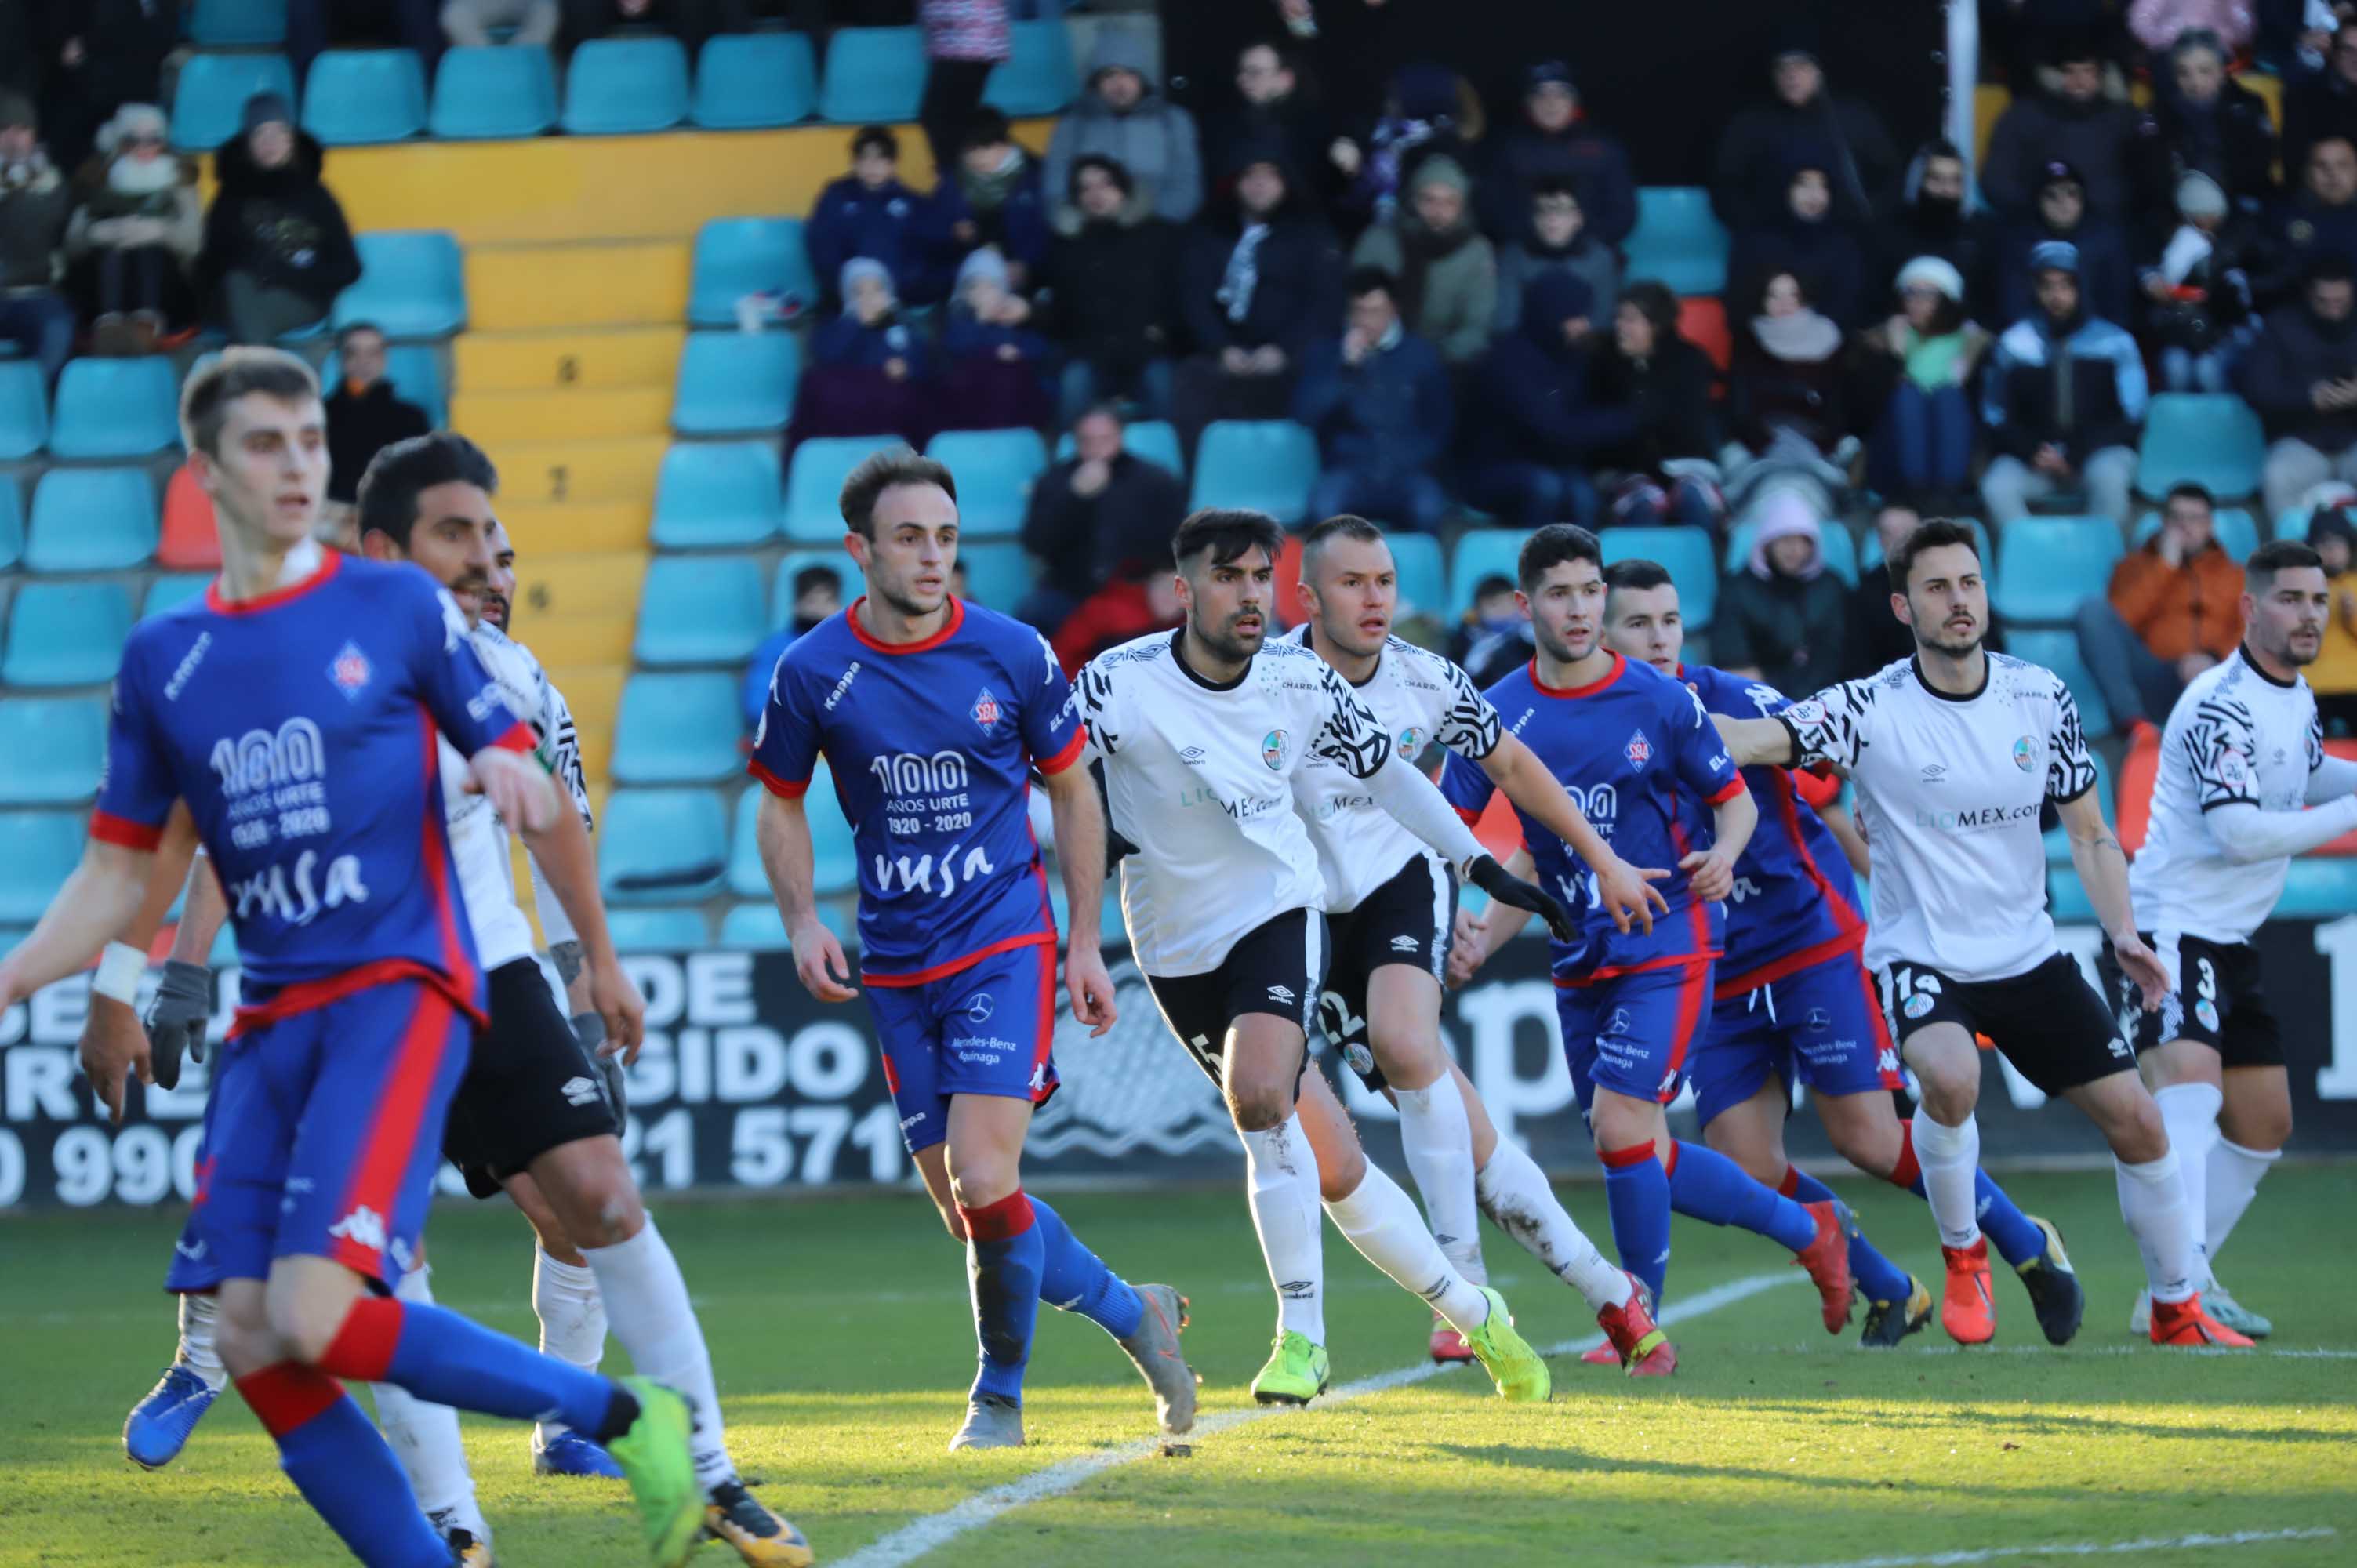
[1863,252,1988,506]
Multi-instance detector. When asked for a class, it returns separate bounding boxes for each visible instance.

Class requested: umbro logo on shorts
[560,1076,603,1107]
[1267,985,1296,1005]
[1391,935,1421,952]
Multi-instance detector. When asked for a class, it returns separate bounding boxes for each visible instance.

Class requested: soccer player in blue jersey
[1598,558,2086,1348]
[1443,527,1854,1368]
[750,448,1195,1453]
[7,349,710,1567]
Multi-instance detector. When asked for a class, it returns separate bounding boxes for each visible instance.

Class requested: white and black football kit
[1779,652,2132,1096]
[2098,648,2357,1065]
[1283,628,1503,1091]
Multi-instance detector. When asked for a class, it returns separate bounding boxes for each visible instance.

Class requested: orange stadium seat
[156,464,223,570]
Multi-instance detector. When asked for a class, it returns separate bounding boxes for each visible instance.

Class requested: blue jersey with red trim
[1676,664,1867,994]
[93,552,528,1025]
[1440,652,1742,982]
[748,597,1084,985]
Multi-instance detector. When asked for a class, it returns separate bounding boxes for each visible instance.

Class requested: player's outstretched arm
[754,788,857,1003]
[1712,712,1800,768]
[1479,731,1669,934]
[1040,764,1118,1036]
[517,793,647,1059]
[466,744,561,834]
[1448,847,1540,986]
[1365,753,1578,941]
[1682,786,1760,902]
[2057,786,2168,1009]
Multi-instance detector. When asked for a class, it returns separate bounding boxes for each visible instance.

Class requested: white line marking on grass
[1684,1525,2337,1568]
[1755,1343,2357,1360]
[834,1269,1803,1568]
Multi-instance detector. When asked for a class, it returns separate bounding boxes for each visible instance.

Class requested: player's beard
[1913,620,1982,661]
[873,573,946,622]
[1532,618,1591,666]
[1193,607,1265,666]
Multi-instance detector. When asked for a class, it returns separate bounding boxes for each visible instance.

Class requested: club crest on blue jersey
[971,687,1001,732]
[1624,730,1652,768]
[1262,728,1291,769]
[328,641,372,700]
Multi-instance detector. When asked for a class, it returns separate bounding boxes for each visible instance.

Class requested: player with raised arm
[1598,558,2084,1348]
[1444,528,1855,1368]
[1712,518,2250,1348]
[14,348,714,1568]
[2105,540,2350,1338]
[1285,515,1672,1371]
[1080,509,1567,1406]
[750,449,1196,1454]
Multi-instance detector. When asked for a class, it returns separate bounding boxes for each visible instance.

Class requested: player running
[1597,557,2085,1348]
[751,449,1196,1454]
[1712,518,2251,1349]
[1284,515,1672,1372]
[1080,508,1566,1406]
[2103,539,2349,1339]
[1443,527,1856,1367]
[13,349,714,1568]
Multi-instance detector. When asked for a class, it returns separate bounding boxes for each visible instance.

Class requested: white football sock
[369,1266,486,1544]
[1910,1110,1983,1249]
[530,1245,605,1447]
[2115,1150,2198,1304]
[1239,1115,1326,1345]
[2206,1137,2281,1264]
[1324,1162,1491,1337]
[1393,1074,1485,1286]
[583,1219,735,1489]
[2152,1082,2223,1280]
[1475,1138,1632,1312]
[174,1290,227,1391]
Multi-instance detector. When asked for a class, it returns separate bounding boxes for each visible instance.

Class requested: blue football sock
[1785,1167,1910,1304]
[1031,1194,1144,1340]
[1970,1172,2046,1269]
[1668,1140,1818,1253]
[1600,1142,1673,1304]
[238,1367,448,1568]
[962,1189,1045,1403]
[319,1297,616,1436]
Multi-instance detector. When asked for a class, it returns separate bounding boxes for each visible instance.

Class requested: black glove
[573,1011,627,1121]
[1467,855,1578,944]
[143,960,212,1091]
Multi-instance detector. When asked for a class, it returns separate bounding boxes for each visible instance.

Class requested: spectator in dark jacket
[1588,279,1723,528]
[939,246,1052,431]
[324,321,429,524]
[2245,256,2357,517]
[1715,488,1850,699]
[1460,269,1622,528]
[1729,268,1851,466]
[805,125,939,309]
[1980,240,2148,526]
[793,256,939,446]
[2283,20,2357,182]
[1293,267,1454,533]
[1883,140,1999,317]
[1983,45,2144,221]
[1476,61,1636,248]
[2138,29,2279,216]
[1171,146,1342,456]
[1349,154,1495,368]
[1208,40,1338,212]
[1017,402,1187,634]
[1727,162,1869,328]
[1039,154,1178,424]
[2257,136,2357,309]
[0,89,74,378]
[1997,158,2136,326]
[931,107,1050,285]
[2141,170,2266,392]
[742,564,842,728]
[1044,31,1203,225]
[1493,176,1618,335]
[1710,31,1898,230]
[196,94,361,344]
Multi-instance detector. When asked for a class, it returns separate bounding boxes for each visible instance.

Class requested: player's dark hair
[1518,523,1601,592]
[1531,175,1579,204]
[1070,152,1134,200]
[852,123,898,161]
[2247,538,2324,587]
[1618,278,1680,340]
[1887,516,1981,593]
[356,432,499,551]
[335,320,385,349]
[839,447,957,539]
[180,346,319,458]
[1300,513,1385,580]
[1471,572,1515,601]
[961,107,1013,152]
[1345,265,1396,301]
[2163,481,2214,514]
[1172,508,1284,572]
[1603,557,1674,597]
[791,564,843,599]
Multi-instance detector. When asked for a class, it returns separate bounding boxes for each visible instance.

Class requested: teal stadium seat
[1625,187,1729,296]
[430,45,558,140]
[1448,528,1524,617]
[0,360,45,459]
[1055,419,1184,476]
[0,479,21,568]
[2046,871,2097,924]
[2,582,134,686]
[2039,745,2115,861]
[2137,393,2265,499]
[320,342,447,427]
[688,217,819,326]
[730,766,855,895]
[2130,506,2261,564]
[1992,517,2123,623]
[2277,858,2357,918]
[2005,628,2115,739]
[608,906,711,952]
[0,813,82,924]
[171,53,297,151]
[333,231,467,336]
[692,34,818,129]
[1721,515,1860,586]
[0,698,106,804]
[785,435,900,541]
[1189,420,1318,524]
[652,441,783,547]
[673,331,800,435]
[191,0,287,45]
[49,357,179,457]
[984,20,1080,115]
[720,902,790,950]
[819,27,927,124]
[1386,533,1447,617]
[301,50,427,144]
[562,37,691,134]
[27,470,157,572]
[599,788,728,903]
[634,554,768,667]
[927,428,1046,535]
[1602,526,1720,626]
[958,541,1032,614]
[771,550,857,626]
[144,573,214,618]
[612,672,745,783]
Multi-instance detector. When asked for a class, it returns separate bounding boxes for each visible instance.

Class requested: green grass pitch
[5,1163,2354,1567]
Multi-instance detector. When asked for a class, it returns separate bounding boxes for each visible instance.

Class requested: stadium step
[452,386,672,445]
[466,240,690,332]
[455,325,686,391]
[511,550,648,619]
[543,662,623,786]
[498,499,651,556]
[483,436,667,506]
[507,613,634,668]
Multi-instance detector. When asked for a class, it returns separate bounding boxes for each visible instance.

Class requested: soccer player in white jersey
[1713,519,2252,1348]
[2100,539,2350,1338]
[1285,515,1674,1372]
[1079,508,1571,1404]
